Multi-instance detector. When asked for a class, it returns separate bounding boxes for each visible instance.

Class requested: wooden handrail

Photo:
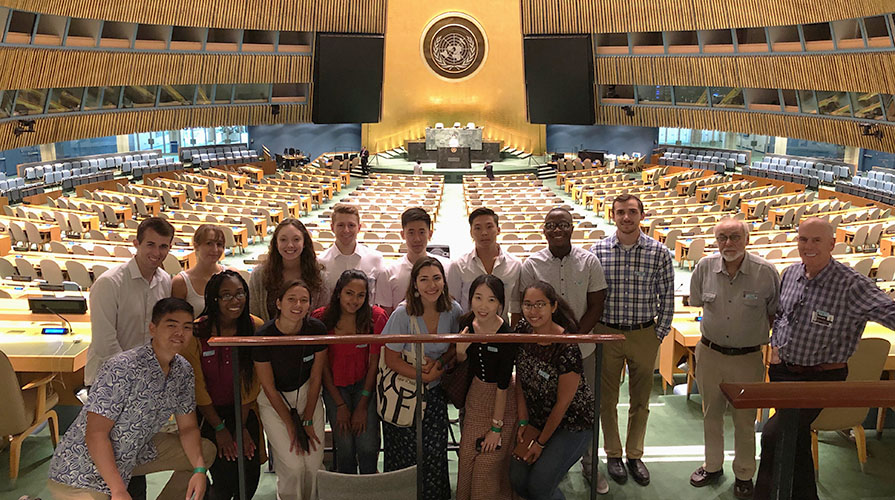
[720,381,895,409]
[208,333,624,347]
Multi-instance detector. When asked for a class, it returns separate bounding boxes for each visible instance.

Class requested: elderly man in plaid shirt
[754,217,895,499]
[590,193,675,487]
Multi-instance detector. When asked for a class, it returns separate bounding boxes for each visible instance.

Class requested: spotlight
[13,119,35,137]
[860,123,883,140]
[621,106,635,118]
[271,104,281,116]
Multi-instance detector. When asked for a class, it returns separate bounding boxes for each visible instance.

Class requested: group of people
[43,191,895,500]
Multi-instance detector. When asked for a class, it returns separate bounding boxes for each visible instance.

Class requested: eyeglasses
[521,301,549,311]
[218,291,247,302]
[544,222,572,231]
[715,234,743,243]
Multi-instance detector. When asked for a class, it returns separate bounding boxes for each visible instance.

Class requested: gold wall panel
[595,53,895,94]
[0,0,387,32]
[365,0,545,154]
[596,106,895,153]
[522,0,895,34]
[0,48,312,89]
[0,104,310,151]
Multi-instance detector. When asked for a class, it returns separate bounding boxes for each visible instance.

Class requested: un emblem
[421,13,488,81]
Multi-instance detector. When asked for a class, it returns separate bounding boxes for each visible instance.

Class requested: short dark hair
[151,297,193,324]
[611,194,644,215]
[401,207,432,229]
[546,207,572,220]
[468,207,498,226]
[137,217,175,242]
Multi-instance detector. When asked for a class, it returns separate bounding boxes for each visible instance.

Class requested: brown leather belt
[781,362,848,374]
[700,337,761,356]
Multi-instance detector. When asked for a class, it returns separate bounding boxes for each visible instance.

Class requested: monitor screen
[312,33,385,124]
[523,35,595,125]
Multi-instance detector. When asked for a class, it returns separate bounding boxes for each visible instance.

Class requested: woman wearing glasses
[510,281,595,500]
[455,274,518,500]
[183,270,264,499]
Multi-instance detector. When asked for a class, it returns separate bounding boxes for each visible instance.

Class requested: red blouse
[311,305,388,387]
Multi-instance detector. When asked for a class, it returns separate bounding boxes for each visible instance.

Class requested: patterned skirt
[382,385,450,500]
[456,376,519,500]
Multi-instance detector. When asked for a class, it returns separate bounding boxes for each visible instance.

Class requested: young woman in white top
[172,224,229,318]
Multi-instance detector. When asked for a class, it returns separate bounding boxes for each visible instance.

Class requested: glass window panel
[159,85,195,106]
[798,90,818,114]
[47,87,84,113]
[0,90,15,118]
[851,92,884,121]
[710,87,744,108]
[883,94,895,122]
[195,84,213,105]
[233,84,270,103]
[122,85,157,108]
[636,85,671,105]
[83,87,103,110]
[674,86,707,106]
[816,91,850,116]
[102,86,122,109]
[600,85,634,102]
[14,88,48,115]
[214,84,233,104]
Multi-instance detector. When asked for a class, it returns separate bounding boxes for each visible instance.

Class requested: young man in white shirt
[447,207,521,325]
[318,203,388,306]
[382,208,447,313]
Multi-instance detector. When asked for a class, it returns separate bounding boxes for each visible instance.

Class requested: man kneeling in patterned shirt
[47,298,217,500]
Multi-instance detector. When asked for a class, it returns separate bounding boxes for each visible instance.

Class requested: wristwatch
[492,419,504,428]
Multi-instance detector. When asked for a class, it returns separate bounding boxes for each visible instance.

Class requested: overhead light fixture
[860,123,883,140]
[13,119,35,137]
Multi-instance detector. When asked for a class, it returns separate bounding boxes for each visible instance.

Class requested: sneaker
[734,478,754,498]
[690,466,724,487]
[582,467,610,494]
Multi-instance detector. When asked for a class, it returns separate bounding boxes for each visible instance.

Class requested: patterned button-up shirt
[590,232,675,340]
[772,259,895,365]
[49,343,195,494]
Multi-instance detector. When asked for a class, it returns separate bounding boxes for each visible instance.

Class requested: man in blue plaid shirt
[754,217,895,499]
[590,194,675,487]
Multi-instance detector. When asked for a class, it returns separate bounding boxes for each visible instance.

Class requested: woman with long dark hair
[455,274,518,500]
[248,218,326,321]
[312,269,388,474]
[510,281,595,500]
[183,270,263,499]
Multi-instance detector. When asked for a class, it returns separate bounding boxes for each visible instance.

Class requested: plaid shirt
[590,232,675,339]
[772,259,895,365]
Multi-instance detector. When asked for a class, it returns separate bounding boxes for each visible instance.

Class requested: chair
[316,465,417,500]
[102,205,120,228]
[15,258,37,279]
[848,225,870,253]
[114,246,133,258]
[875,256,895,281]
[680,238,706,270]
[92,264,110,280]
[764,249,783,260]
[0,351,59,481]
[785,247,801,258]
[0,257,17,278]
[23,221,46,251]
[39,259,65,285]
[811,338,890,474]
[852,257,873,277]
[832,242,848,255]
[865,223,884,250]
[664,229,682,251]
[7,221,27,249]
[163,253,183,275]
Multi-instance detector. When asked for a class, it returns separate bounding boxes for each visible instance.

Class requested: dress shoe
[582,468,611,494]
[606,457,628,484]
[690,466,724,487]
[626,458,650,486]
[734,478,754,498]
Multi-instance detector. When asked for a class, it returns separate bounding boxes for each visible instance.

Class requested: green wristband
[518,419,529,426]
[213,422,226,432]
[361,389,372,397]
[302,419,314,426]
[193,467,208,475]
[491,426,502,433]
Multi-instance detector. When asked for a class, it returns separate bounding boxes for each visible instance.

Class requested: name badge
[811,310,834,327]
[634,271,648,278]
[356,344,368,348]
[743,292,759,301]
[487,345,499,353]
[202,350,216,357]
[303,354,315,362]
[538,369,551,380]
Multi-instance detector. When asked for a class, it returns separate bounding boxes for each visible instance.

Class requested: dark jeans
[509,428,592,500]
[199,406,262,500]
[323,379,381,474]
[754,363,848,500]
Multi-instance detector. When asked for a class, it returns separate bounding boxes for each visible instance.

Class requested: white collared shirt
[318,242,388,305]
[86,258,172,385]
[447,247,522,317]
[382,253,450,309]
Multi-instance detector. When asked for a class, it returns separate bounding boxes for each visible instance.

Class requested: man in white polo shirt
[382,207,448,313]
[318,203,388,306]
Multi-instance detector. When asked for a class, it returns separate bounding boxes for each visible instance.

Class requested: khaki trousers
[599,325,661,459]
[47,432,216,500]
[695,342,764,480]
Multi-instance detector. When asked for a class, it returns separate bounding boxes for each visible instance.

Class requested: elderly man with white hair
[688,217,780,498]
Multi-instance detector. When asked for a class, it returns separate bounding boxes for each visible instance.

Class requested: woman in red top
[312,269,388,474]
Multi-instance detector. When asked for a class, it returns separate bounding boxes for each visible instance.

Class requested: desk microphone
[40,304,74,335]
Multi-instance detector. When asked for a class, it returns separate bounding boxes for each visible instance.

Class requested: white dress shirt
[447,247,522,317]
[86,258,172,385]
[382,253,450,309]
[318,242,388,305]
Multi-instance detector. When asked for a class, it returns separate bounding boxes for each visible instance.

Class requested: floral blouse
[515,341,594,432]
